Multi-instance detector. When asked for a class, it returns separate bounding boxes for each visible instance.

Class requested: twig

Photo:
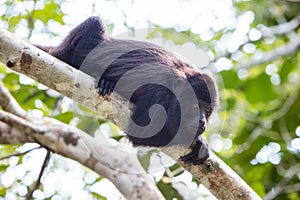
[264,165,300,200]
[26,150,51,200]
[214,14,300,62]
[0,146,41,161]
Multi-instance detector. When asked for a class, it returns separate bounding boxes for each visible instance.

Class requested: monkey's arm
[180,135,209,165]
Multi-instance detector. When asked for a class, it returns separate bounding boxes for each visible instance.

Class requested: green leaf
[251,181,265,197]
[226,97,236,111]
[108,123,121,137]
[54,111,74,123]
[0,145,19,158]
[157,180,182,200]
[0,164,9,172]
[0,63,8,73]
[244,74,279,103]
[33,0,64,25]
[279,54,297,83]
[91,192,106,200]
[220,70,240,89]
[77,116,99,134]
[2,73,19,87]
[0,187,6,197]
[7,15,22,32]
[11,85,42,110]
[137,149,156,170]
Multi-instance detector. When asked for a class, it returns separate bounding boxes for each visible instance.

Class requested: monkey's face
[177,73,217,142]
[187,73,217,135]
[182,101,213,137]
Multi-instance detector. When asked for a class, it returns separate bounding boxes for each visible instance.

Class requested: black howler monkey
[37,16,218,165]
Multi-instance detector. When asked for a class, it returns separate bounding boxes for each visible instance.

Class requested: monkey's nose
[199,113,206,126]
[199,118,206,126]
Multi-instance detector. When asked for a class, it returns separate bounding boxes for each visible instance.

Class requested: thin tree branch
[214,13,300,62]
[264,165,300,200]
[0,146,41,161]
[0,81,27,118]
[26,150,51,200]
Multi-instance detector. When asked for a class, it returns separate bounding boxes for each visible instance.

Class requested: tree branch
[26,150,51,200]
[238,34,300,69]
[0,81,27,118]
[260,13,300,37]
[0,102,164,200]
[0,28,261,200]
[214,14,300,62]
[0,146,41,160]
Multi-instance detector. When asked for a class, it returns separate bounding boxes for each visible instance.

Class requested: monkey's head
[127,71,218,148]
[175,72,218,143]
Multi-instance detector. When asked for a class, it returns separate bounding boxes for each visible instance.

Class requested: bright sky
[1,0,258,72]
[60,0,235,32]
[27,0,258,72]
[1,0,259,71]
[24,0,237,71]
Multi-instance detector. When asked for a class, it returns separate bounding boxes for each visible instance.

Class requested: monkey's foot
[180,139,209,165]
[97,78,115,96]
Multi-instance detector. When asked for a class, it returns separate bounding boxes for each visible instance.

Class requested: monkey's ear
[187,73,218,106]
[201,73,219,106]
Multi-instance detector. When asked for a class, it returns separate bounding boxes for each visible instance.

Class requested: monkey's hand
[97,77,115,96]
[180,136,209,165]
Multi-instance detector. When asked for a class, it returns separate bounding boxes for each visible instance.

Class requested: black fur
[37,16,218,165]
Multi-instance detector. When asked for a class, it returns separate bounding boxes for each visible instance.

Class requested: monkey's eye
[206,107,213,116]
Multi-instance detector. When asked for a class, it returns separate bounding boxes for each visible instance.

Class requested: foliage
[0,0,300,199]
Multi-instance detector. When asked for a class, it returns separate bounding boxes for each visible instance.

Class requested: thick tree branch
[238,34,300,69]
[0,101,164,200]
[260,13,300,37]
[0,60,163,199]
[0,28,261,200]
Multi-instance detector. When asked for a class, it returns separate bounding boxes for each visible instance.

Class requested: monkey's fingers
[180,150,209,165]
[98,79,106,95]
[180,139,209,165]
[180,150,198,162]
[97,78,115,96]
[106,81,115,95]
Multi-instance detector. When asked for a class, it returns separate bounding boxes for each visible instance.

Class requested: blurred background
[0,0,300,199]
